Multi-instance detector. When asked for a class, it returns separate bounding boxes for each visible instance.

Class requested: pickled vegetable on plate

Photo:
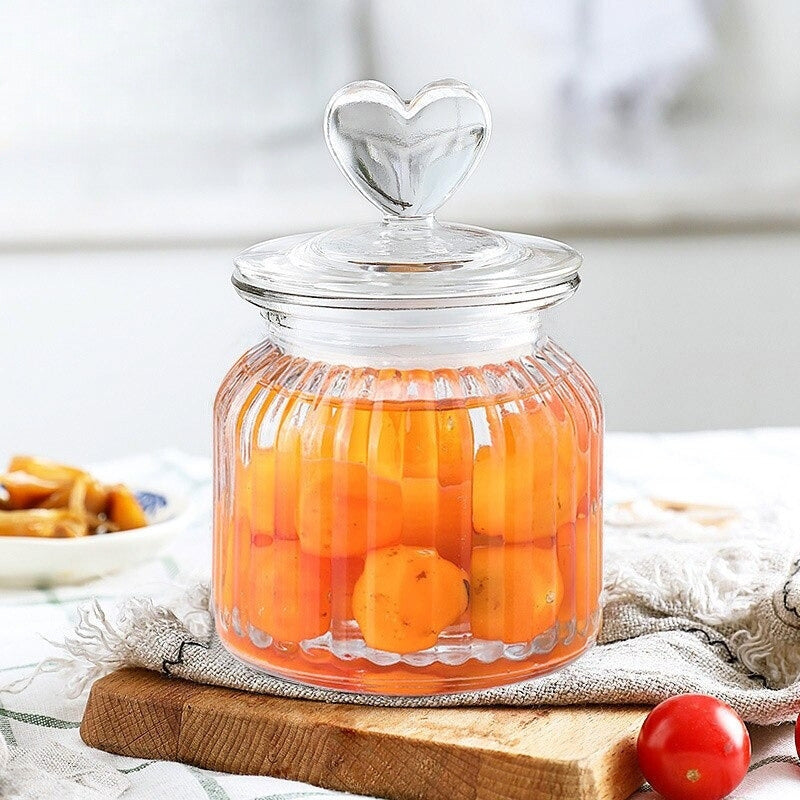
[40,476,108,515]
[107,485,148,530]
[0,456,148,537]
[7,455,87,484]
[0,509,88,538]
[0,472,62,510]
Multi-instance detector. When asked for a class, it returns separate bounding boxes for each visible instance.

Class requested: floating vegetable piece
[249,538,332,643]
[399,478,472,569]
[329,554,365,623]
[297,461,402,557]
[471,543,563,643]
[352,545,469,654]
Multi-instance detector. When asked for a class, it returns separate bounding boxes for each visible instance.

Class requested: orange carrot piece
[352,545,468,654]
[471,543,563,643]
[249,538,332,643]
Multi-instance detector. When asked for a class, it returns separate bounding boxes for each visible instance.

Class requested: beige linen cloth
[3,438,800,799]
[40,499,800,725]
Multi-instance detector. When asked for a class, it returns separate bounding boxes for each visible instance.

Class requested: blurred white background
[1,0,798,461]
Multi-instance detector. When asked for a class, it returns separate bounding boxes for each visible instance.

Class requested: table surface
[1,429,799,799]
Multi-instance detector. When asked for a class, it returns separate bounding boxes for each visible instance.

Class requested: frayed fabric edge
[1,583,212,699]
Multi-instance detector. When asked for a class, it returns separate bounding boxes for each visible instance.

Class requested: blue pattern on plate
[135,491,168,516]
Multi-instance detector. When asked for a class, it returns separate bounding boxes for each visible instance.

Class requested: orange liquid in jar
[213,340,602,695]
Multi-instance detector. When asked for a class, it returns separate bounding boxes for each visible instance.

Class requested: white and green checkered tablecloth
[1,432,799,799]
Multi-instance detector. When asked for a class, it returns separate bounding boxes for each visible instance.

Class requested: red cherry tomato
[637,694,750,800]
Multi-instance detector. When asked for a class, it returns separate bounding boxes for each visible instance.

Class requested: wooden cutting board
[81,668,648,800]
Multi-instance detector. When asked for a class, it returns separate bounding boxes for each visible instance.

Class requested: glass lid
[233,79,582,311]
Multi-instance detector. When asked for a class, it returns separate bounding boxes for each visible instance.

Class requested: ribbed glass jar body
[213,321,602,695]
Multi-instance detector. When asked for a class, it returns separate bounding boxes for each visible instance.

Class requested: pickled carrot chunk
[435,404,474,487]
[401,478,472,568]
[352,546,469,654]
[588,425,602,498]
[367,410,404,482]
[434,482,472,564]
[555,520,577,624]
[401,406,437,480]
[585,510,602,620]
[220,514,247,614]
[472,445,506,537]
[547,394,589,526]
[400,476,437,541]
[472,406,563,543]
[527,408,561,535]
[471,544,563,643]
[249,538,332,643]
[502,411,537,541]
[231,458,255,625]
[244,448,284,538]
[274,424,302,540]
[330,555,365,622]
[340,407,371,465]
[556,506,602,627]
[298,461,402,557]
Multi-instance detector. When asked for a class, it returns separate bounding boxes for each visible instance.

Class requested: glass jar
[213,79,603,695]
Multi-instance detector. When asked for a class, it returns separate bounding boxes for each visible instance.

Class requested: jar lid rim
[232,78,582,312]
[233,225,582,311]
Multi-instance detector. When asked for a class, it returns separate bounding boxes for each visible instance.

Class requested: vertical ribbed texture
[213,337,603,691]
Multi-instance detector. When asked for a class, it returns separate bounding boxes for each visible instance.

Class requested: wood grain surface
[81,668,648,800]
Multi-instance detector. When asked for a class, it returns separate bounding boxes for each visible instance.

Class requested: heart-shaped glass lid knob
[325,79,491,219]
[233,79,582,312]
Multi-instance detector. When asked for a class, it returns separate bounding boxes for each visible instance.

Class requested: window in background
[0,0,366,244]
[2,1,799,246]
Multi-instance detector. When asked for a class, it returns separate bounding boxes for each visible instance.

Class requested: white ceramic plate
[0,489,189,588]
